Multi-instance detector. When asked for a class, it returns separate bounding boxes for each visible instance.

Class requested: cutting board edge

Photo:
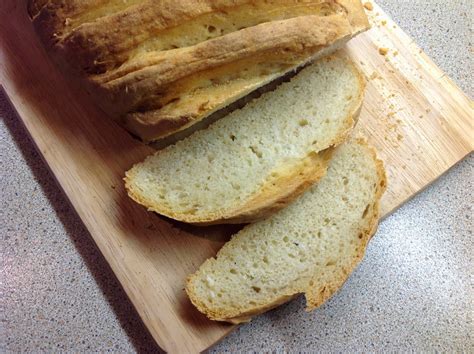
[1,0,473,351]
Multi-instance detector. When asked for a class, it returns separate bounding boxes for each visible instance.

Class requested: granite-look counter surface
[1,0,472,352]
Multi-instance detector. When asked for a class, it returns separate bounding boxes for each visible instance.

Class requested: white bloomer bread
[125,54,365,225]
[186,139,387,323]
[29,0,369,141]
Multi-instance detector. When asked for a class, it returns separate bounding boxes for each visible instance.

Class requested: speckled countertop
[1,1,473,352]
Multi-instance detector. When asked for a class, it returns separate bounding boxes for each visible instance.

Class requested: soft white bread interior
[186,139,386,323]
[125,54,365,225]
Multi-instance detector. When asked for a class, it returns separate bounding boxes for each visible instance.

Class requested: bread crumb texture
[125,54,364,224]
[186,139,387,323]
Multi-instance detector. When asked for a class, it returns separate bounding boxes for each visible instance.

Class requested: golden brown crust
[28,0,120,48]
[30,0,364,74]
[337,0,370,34]
[185,139,387,323]
[94,15,352,111]
[29,0,369,141]
[122,23,352,140]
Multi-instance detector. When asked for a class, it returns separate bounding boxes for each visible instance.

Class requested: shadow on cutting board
[1,89,163,353]
[1,4,236,349]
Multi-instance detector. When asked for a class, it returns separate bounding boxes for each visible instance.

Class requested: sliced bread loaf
[125,54,365,225]
[29,0,369,141]
[186,139,387,323]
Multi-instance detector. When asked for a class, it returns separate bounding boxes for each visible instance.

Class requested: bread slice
[29,0,369,141]
[186,139,387,323]
[125,54,365,225]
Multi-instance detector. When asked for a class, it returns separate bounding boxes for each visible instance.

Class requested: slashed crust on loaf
[29,0,368,73]
[186,139,387,323]
[29,0,369,141]
[124,54,366,225]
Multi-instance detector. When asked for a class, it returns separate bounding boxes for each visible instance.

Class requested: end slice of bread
[186,139,387,323]
[125,54,365,225]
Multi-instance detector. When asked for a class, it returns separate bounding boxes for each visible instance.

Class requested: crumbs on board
[379,47,389,56]
[364,2,373,11]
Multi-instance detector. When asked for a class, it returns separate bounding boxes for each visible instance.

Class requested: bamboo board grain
[0,1,472,353]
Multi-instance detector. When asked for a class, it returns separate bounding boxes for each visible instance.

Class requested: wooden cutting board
[1,1,472,353]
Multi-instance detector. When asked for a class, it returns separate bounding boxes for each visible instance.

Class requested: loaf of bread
[186,139,387,323]
[28,0,369,141]
[125,53,365,225]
